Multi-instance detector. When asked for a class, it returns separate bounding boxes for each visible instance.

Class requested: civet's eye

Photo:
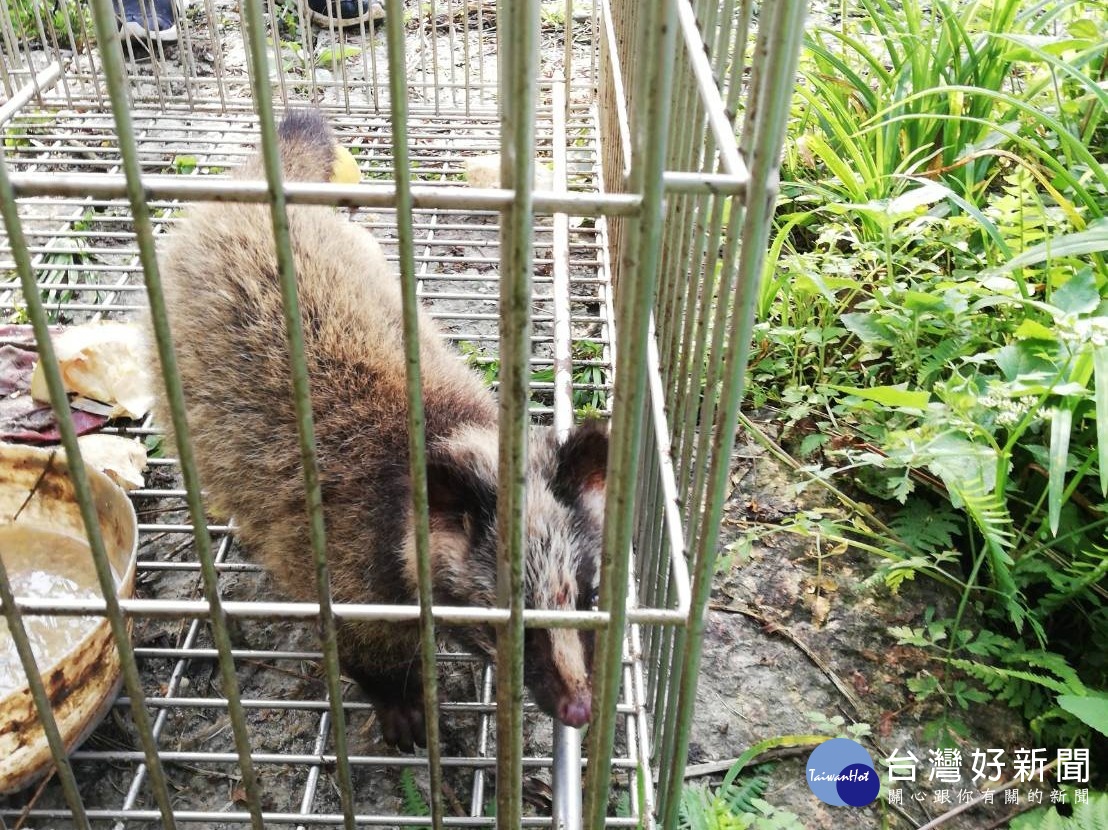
[590,588,600,610]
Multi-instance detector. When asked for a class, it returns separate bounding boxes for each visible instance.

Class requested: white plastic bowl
[0,443,138,794]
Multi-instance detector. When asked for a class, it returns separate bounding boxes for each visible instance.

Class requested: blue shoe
[305,0,385,28]
[116,0,178,42]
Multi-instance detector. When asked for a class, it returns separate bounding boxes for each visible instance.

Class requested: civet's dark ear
[425,439,497,532]
[552,419,608,520]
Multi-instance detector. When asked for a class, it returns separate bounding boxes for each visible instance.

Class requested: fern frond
[889,499,961,555]
[917,335,965,387]
[949,658,1079,697]
[678,784,708,830]
[951,477,1030,630]
[398,768,430,817]
[1014,650,1088,694]
[1037,540,1108,613]
[718,771,770,815]
[1011,791,1108,830]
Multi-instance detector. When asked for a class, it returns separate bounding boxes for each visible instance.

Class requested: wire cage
[0,0,805,827]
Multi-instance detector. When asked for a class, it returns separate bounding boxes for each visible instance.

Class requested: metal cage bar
[0,1,806,827]
[85,0,273,827]
[239,0,360,824]
[585,0,679,825]
[494,0,540,824]
[655,0,808,823]
[384,0,446,827]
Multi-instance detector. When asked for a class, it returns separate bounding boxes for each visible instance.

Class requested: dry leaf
[809,594,831,627]
[801,575,838,595]
[851,670,870,696]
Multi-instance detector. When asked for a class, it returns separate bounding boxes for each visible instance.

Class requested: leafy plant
[1011,789,1108,829]
[265,36,363,81]
[315,44,363,67]
[677,735,843,830]
[460,339,610,414]
[170,155,198,175]
[787,0,1106,214]
[397,768,429,816]
[271,0,303,40]
[539,2,567,28]
[4,115,59,153]
[678,767,804,830]
[31,207,101,324]
[757,0,1108,770]
[4,0,94,48]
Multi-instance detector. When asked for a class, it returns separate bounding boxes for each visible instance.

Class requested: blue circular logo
[806,738,879,807]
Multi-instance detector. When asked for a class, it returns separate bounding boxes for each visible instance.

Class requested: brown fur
[150,111,607,750]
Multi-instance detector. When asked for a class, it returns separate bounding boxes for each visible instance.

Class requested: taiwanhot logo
[806,738,880,807]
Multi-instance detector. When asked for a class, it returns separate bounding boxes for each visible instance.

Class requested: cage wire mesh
[0,0,805,826]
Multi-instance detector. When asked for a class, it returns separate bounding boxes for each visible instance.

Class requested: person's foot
[305,0,385,29]
[115,0,178,42]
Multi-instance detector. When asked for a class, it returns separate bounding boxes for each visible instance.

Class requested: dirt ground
[686,418,1033,828]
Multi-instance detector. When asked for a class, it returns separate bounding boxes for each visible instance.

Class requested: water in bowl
[0,525,111,695]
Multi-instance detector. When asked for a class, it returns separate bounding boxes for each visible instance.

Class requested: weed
[315,44,363,67]
[460,339,610,413]
[4,0,94,48]
[143,434,165,459]
[170,155,198,175]
[271,0,302,40]
[4,115,58,151]
[1012,789,1108,828]
[677,737,827,830]
[540,2,567,29]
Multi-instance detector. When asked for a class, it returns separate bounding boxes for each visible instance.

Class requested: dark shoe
[115,0,178,42]
[305,0,385,28]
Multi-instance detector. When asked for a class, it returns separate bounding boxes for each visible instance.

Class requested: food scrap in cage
[150,109,609,751]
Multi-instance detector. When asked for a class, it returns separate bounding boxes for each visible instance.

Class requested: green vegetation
[271,0,303,41]
[678,769,804,830]
[461,338,610,416]
[539,2,567,29]
[170,155,198,175]
[1011,789,1108,828]
[397,768,430,816]
[8,207,101,325]
[676,729,856,830]
[4,115,57,150]
[267,38,343,75]
[747,0,1108,807]
[5,0,93,48]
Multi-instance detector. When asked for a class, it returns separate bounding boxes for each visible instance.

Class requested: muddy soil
[686,417,1033,829]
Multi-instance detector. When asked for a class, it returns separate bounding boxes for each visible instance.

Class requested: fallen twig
[916,761,1057,830]
[12,768,55,830]
[709,601,864,714]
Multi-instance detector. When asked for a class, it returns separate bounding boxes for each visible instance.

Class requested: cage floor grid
[1,104,646,827]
